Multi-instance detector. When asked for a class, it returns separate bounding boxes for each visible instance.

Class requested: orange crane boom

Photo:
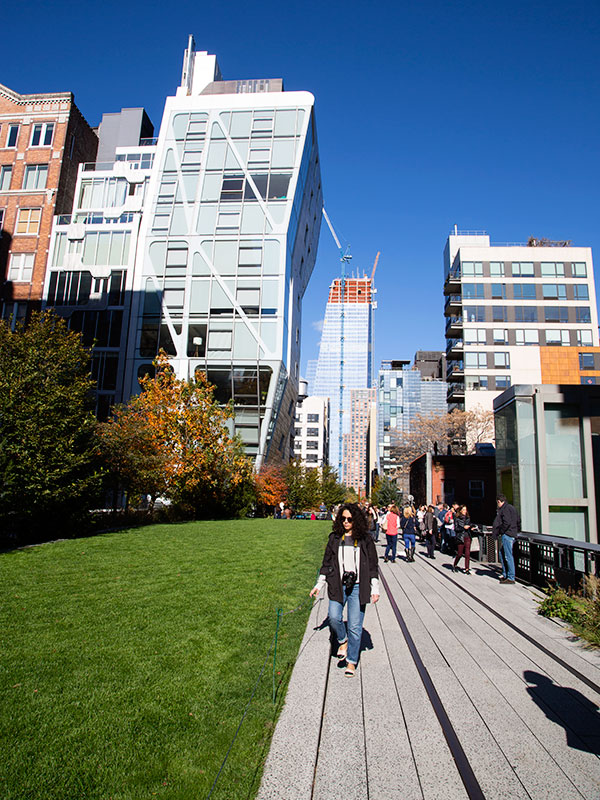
[371,251,380,281]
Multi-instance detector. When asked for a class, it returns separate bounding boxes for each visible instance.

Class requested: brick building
[0,82,97,324]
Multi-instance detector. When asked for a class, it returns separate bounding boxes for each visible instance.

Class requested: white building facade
[444,231,599,412]
[293,396,329,468]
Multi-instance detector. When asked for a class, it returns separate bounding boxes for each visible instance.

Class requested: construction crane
[322,208,352,471]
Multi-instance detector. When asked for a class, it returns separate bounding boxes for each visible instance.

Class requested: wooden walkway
[258,541,600,800]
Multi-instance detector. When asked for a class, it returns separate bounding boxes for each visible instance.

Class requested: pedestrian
[416,505,426,541]
[452,505,473,574]
[400,507,418,562]
[436,502,446,550]
[310,510,316,520]
[309,503,380,676]
[424,504,438,559]
[384,504,400,562]
[367,504,379,542]
[493,494,520,584]
[443,504,457,555]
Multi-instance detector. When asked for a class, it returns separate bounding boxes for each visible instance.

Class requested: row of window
[462,328,595,347]
[463,305,592,323]
[0,164,50,192]
[458,261,588,278]
[295,413,320,422]
[1,122,55,149]
[464,352,510,369]
[462,282,590,300]
[464,376,511,391]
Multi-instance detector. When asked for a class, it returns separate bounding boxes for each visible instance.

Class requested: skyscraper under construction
[312,275,375,477]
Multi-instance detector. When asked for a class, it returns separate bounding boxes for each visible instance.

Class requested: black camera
[342,570,357,593]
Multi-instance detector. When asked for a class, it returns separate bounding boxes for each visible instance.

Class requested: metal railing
[56,212,136,226]
[475,528,600,591]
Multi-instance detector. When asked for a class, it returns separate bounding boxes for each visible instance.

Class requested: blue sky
[4,0,600,376]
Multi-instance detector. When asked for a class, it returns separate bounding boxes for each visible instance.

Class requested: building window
[465,352,487,369]
[545,329,570,346]
[544,306,569,323]
[307,413,319,422]
[575,307,591,323]
[0,165,12,191]
[464,305,486,323]
[23,164,48,190]
[490,261,505,277]
[574,285,589,300]
[8,252,34,282]
[513,283,536,300]
[515,329,539,345]
[572,262,587,278]
[15,208,41,235]
[494,352,510,369]
[7,125,19,148]
[491,283,506,299]
[542,284,566,300]
[582,376,597,385]
[514,306,537,323]
[469,479,484,499]
[465,375,488,390]
[463,283,484,299]
[541,262,565,278]
[512,262,534,277]
[495,376,511,390]
[461,261,483,277]
[577,329,593,346]
[307,427,319,436]
[579,353,595,370]
[306,454,318,463]
[306,440,319,450]
[492,329,509,344]
[30,123,55,147]
[220,174,244,201]
[464,329,486,344]
[492,306,507,322]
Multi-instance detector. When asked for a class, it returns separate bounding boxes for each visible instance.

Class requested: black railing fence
[475,526,600,591]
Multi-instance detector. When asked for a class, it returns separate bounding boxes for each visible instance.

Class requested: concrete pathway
[258,540,600,800]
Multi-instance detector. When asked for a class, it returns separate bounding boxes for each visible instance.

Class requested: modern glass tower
[124,40,322,467]
[312,276,375,476]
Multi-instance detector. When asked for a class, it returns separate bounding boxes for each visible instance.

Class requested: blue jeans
[328,583,365,665]
[403,533,416,552]
[500,534,515,580]
[384,534,397,561]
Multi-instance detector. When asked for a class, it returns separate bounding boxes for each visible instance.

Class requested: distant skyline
[4,0,600,379]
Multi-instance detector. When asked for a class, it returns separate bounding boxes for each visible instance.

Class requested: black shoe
[384,557,388,563]
[451,566,457,573]
[465,569,471,575]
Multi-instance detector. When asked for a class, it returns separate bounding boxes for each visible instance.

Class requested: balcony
[443,268,461,294]
[447,382,465,402]
[445,314,463,334]
[446,360,464,381]
[446,337,463,358]
[56,212,135,226]
[444,294,462,315]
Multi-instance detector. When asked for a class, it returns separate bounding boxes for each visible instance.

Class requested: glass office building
[312,276,374,476]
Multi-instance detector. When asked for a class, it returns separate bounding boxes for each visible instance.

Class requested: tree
[118,351,254,518]
[254,465,287,515]
[98,405,168,511]
[0,312,102,538]
[320,465,347,508]
[371,475,401,507]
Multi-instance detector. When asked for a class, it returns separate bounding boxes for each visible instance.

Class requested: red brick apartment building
[0,83,97,324]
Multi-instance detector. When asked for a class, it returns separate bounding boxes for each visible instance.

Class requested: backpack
[444,510,454,524]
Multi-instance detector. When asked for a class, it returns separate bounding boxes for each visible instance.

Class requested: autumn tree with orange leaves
[101,351,254,518]
[254,465,288,514]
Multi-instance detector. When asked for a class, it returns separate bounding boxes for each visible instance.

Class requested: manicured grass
[0,519,330,800]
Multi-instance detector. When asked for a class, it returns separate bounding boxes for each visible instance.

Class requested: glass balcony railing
[56,212,135,226]
[445,315,463,331]
[139,138,158,146]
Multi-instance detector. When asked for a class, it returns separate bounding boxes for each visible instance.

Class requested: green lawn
[0,519,330,800]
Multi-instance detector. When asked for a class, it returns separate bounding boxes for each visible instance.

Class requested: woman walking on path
[383,504,400,562]
[452,505,473,574]
[400,507,418,562]
[310,503,380,676]
[416,505,426,541]
[424,504,438,559]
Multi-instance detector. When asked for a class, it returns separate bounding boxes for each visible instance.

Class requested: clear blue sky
[5,0,600,376]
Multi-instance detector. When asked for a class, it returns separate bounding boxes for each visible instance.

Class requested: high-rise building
[293,396,329,468]
[342,387,376,495]
[44,38,323,466]
[312,275,375,475]
[444,230,599,412]
[377,360,448,487]
[0,82,98,325]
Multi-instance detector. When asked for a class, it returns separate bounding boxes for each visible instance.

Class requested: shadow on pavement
[524,669,600,756]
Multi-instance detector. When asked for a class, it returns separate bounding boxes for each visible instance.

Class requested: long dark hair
[332,503,369,540]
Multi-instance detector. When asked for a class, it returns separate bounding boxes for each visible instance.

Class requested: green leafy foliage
[284,462,347,510]
[370,474,402,507]
[537,585,581,624]
[0,312,102,540]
